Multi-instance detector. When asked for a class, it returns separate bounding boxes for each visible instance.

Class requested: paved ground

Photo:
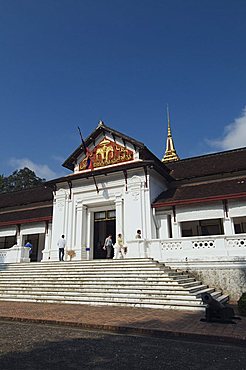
[0,320,246,370]
[0,301,245,345]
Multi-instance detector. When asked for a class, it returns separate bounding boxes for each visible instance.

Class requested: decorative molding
[79,137,134,171]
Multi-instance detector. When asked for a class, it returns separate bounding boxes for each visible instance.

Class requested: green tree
[0,174,5,192]
[1,168,45,193]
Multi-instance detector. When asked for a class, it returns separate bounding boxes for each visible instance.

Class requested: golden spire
[162,105,180,163]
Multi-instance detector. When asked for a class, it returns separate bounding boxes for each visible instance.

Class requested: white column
[81,205,87,260]
[115,194,123,238]
[86,210,93,260]
[16,225,21,246]
[142,187,152,239]
[50,188,68,261]
[42,222,52,261]
[124,176,143,241]
[223,218,234,236]
[74,201,83,260]
[65,198,73,251]
[159,214,170,239]
[171,217,180,238]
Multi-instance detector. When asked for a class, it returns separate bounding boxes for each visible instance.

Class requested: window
[94,210,116,222]
[233,217,246,234]
[0,236,16,249]
[94,212,106,220]
[181,219,224,237]
[107,210,116,219]
[167,214,172,238]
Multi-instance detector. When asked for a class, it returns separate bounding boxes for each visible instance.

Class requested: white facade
[1,123,246,301]
[46,168,165,261]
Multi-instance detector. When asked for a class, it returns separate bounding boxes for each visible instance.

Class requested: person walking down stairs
[103,234,113,259]
[114,233,127,259]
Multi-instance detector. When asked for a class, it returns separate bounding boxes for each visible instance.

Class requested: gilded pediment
[79,138,134,171]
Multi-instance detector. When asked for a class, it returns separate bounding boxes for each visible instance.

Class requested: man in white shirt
[57,235,66,261]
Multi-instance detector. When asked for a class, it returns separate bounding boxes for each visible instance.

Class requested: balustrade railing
[126,234,246,262]
[0,250,8,264]
[0,246,30,264]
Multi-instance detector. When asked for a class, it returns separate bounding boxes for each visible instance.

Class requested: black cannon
[201,293,241,324]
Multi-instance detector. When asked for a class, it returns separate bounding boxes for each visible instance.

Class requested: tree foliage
[0,168,45,193]
[0,174,4,192]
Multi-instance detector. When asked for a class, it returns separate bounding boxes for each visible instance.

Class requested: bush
[238,293,246,316]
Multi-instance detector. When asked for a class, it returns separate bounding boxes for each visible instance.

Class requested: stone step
[0,277,197,285]
[0,286,205,298]
[0,270,183,277]
[180,282,204,289]
[0,291,205,305]
[0,271,193,278]
[0,289,203,301]
[0,265,168,272]
[0,262,174,269]
[0,259,158,269]
[187,284,208,293]
[191,287,215,297]
[0,258,229,310]
[0,296,206,311]
[0,282,196,294]
[216,294,229,304]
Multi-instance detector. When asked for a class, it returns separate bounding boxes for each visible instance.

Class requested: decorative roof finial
[162,105,180,163]
[167,104,172,137]
[98,120,104,127]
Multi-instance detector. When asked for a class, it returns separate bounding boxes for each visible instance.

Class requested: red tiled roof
[153,178,246,207]
[166,147,246,180]
[0,186,53,209]
[0,186,53,226]
[0,206,53,226]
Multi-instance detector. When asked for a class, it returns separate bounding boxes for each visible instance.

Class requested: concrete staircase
[0,258,229,311]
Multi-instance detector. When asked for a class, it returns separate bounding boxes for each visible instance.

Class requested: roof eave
[46,160,172,186]
[153,192,246,208]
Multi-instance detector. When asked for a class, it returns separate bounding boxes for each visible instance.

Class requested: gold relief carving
[79,138,134,171]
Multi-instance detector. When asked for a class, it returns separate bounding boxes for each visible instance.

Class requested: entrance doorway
[93,210,116,259]
[23,234,45,262]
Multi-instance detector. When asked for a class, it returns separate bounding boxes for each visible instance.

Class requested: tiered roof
[0,186,53,226]
[1,123,246,216]
[153,147,246,207]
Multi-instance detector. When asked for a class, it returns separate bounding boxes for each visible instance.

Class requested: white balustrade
[126,234,246,262]
[0,250,8,264]
[0,245,30,264]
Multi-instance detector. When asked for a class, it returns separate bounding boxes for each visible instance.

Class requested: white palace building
[0,119,246,303]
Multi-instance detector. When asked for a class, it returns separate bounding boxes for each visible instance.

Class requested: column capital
[76,199,84,211]
[115,195,123,205]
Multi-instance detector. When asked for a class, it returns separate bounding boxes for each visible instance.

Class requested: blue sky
[0,0,246,179]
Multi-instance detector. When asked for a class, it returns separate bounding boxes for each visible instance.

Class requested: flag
[78,126,94,170]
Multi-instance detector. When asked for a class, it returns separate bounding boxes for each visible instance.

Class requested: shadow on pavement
[0,320,246,370]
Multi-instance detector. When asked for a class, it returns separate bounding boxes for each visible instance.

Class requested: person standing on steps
[57,234,66,261]
[114,233,126,259]
[25,240,33,258]
[135,229,142,239]
[103,234,113,259]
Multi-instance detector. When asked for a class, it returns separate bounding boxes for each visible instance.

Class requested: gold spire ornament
[162,105,180,163]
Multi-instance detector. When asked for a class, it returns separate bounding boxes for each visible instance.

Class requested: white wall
[176,202,224,222]
[229,199,246,217]
[49,167,160,260]
[0,226,16,237]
